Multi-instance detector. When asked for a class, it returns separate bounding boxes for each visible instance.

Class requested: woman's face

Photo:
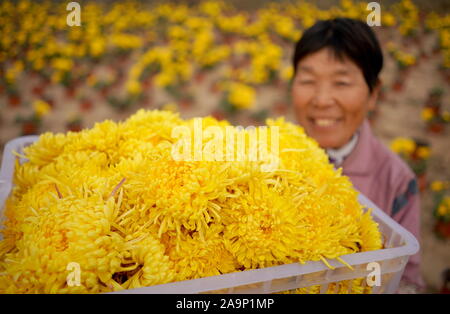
[292,48,379,149]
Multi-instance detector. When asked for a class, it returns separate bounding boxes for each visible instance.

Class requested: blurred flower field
[0,0,449,292]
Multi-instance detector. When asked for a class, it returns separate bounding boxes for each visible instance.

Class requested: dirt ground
[0,21,449,293]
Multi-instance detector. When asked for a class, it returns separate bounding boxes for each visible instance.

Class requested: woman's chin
[305,125,356,149]
[314,136,346,150]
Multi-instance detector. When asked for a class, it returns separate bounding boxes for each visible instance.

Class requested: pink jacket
[340,120,425,289]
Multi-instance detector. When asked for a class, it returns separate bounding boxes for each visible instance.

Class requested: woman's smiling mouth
[309,117,343,128]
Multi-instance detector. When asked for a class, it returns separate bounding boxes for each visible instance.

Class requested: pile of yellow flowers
[0,110,382,293]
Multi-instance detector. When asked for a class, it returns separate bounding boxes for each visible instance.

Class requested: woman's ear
[367,79,382,111]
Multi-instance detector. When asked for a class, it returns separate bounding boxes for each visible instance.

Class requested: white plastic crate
[0,136,420,294]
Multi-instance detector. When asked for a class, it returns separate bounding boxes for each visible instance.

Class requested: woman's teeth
[314,119,337,127]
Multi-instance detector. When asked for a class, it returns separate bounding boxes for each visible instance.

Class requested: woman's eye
[335,81,350,86]
[299,80,314,85]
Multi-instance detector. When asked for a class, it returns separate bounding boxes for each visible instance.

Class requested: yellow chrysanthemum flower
[437,197,450,217]
[227,82,256,109]
[125,80,142,95]
[390,137,415,155]
[416,146,431,160]
[110,33,143,50]
[431,181,445,192]
[421,108,435,122]
[165,224,239,282]
[51,58,74,72]
[443,111,450,122]
[33,100,51,117]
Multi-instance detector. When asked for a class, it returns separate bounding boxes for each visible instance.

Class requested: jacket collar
[327,132,359,167]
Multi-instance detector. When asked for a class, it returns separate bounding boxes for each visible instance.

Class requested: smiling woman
[292,48,378,149]
[292,18,382,149]
[290,18,425,292]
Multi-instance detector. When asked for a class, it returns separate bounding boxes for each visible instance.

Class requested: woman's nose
[312,84,336,108]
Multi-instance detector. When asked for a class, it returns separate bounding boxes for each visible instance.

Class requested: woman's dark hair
[292,18,383,93]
